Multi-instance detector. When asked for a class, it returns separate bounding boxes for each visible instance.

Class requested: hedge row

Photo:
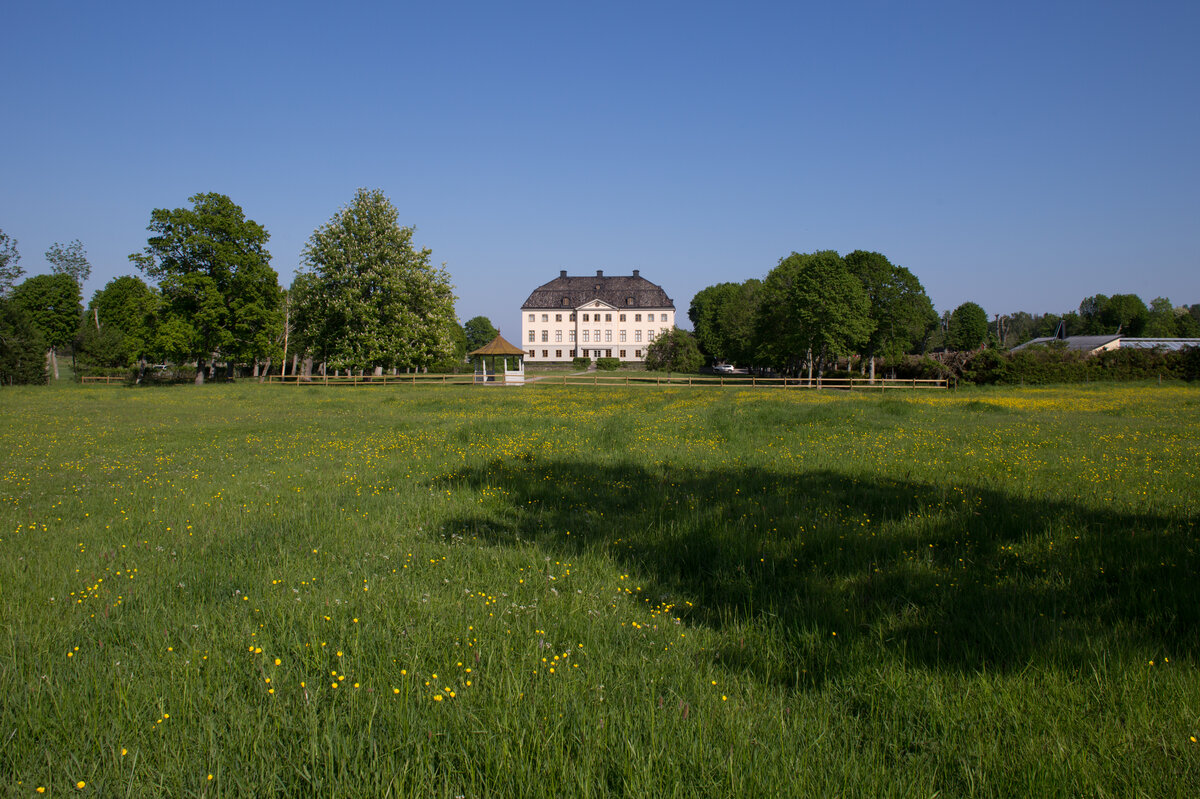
[880,346,1200,385]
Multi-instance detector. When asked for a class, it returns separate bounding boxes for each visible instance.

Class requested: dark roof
[521,270,674,310]
[1011,335,1120,352]
[468,334,527,357]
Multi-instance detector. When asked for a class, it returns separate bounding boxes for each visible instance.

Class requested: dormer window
[561,297,570,306]
[626,297,634,305]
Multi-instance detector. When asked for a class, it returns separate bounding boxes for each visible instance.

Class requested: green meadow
[1,382,1198,797]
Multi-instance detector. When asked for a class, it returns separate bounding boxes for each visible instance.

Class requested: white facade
[519,270,676,363]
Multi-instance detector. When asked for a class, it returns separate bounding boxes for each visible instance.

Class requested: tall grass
[1,382,1197,796]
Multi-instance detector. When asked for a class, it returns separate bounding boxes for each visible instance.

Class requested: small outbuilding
[468,334,527,384]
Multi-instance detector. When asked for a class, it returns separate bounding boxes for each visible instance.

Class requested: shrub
[595,357,620,371]
[572,357,591,370]
[0,299,48,385]
[644,328,703,373]
[1183,346,1200,382]
[961,349,1010,384]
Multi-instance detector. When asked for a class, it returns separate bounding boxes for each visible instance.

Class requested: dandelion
[207,774,213,781]
[77,781,86,789]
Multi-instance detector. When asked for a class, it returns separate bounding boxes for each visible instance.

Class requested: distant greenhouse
[1012,334,1200,355]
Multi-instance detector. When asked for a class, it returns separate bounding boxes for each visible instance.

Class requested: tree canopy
[463,316,500,352]
[295,188,457,372]
[0,229,22,298]
[130,192,282,380]
[946,302,989,351]
[643,326,703,373]
[0,299,46,384]
[83,275,160,363]
[756,251,873,374]
[688,280,761,366]
[11,273,82,351]
[45,239,91,287]
[843,250,937,360]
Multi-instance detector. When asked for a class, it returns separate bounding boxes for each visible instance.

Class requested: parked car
[713,363,735,374]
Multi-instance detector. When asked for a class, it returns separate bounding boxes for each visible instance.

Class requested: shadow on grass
[437,457,1198,686]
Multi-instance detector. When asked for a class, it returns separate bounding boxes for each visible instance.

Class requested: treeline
[1,189,467,385]
[688,250,943,378]
[991,293,1200,347]
[688,252,1199,383]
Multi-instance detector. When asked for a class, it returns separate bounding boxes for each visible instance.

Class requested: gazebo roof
[468,334,526,357]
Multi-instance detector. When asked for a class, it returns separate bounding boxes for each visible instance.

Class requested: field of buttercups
[1,382,1198,797]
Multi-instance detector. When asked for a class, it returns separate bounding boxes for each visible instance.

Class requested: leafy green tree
[1143,297,1176,337]
[689,282,734,362]
[1175,307,1200,337]
[0,299,46,384]
[0,228,21,297]
[946,302,989,351]
[1099,294,1148,336]
[463,316,499,352]
[844,250,937,369]
[130,192,282,383]
[45,239,91,287]
[431,317,469,373]
[295,188,457,373]
[689,281,761,365]
[10,273,82,379]
[86,275,159,362]
[1078,294,1109,334]
[644,326,703,373]
[755,251,873,375]
[75,321,133,370]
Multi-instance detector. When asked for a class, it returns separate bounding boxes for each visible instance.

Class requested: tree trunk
[291,353,299,377]
[869,356,876,384]
[259,358,271,382]
[48,348,59,380]
[373,366,383,377]
[252,360,260,378]
[195,359,206,385]
[302,356,313,381]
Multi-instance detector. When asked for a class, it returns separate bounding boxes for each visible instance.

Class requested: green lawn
[1,382,1198,797]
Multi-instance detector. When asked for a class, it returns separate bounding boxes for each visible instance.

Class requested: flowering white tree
[296,189,456,373]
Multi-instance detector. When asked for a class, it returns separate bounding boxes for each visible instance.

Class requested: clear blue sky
[3,0,1197,333]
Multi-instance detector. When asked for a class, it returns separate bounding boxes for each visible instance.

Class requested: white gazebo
[468,334,526,385]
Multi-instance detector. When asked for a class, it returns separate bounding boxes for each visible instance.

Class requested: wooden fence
[265,373,478,386]
[80,375,128,385]
[265,373,950,389]
[542,374,949,389]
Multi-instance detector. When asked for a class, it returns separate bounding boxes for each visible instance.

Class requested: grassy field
[1,381,1198,797]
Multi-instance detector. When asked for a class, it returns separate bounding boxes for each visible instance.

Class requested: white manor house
[520,270,676,363]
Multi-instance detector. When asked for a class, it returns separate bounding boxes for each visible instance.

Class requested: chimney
[560,270,567,278]
[632,269,640,277]
[596,269,603,277]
